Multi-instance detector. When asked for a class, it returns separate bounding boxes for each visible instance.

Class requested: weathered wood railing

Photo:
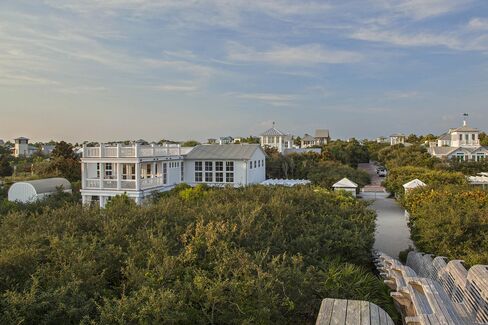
[374,251,488,325]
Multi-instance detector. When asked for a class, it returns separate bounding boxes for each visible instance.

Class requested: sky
[0,0,487,143]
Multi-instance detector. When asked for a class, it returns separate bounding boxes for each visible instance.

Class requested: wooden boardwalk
[316,298,394,325]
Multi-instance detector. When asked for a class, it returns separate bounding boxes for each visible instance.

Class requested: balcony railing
[141,177,165,189]
[85,179,138,190]
[82,143,182,158]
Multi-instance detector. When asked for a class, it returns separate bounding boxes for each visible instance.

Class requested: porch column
[99,163,104,189]
[117,163,122,190]
[81,163,86,189]
[135,162,141,191]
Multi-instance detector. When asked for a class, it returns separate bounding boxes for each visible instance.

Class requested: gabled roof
[390,133,406,137]
[332,178,358,188]
[302,134,315,141]
[261,127,287,136]
[14,137,29,141]
[315,129,330,138]
[438,133,451,141]
[403,179,426,189]
[185,144,263,160]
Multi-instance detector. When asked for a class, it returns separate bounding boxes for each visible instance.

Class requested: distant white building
[8,177,72,203]
[260,125,293,153]
[13,137,30,157]
[218,136,234,145]
[314,129,330,146]
[81,143,266,207]
[428,120,488,161]
[390,134,406,146]
[403,179,426,194]
[301,134,316,148]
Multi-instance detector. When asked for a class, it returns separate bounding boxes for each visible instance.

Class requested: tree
[180,140,200,147]
[52,141,76,160]
[0,156,13,177]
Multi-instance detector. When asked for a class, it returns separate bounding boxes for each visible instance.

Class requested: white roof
[403,179,426,189]
[332,178,358,188]
[11,177,71,195]
[261,127,287,136]
[468,175,488,185]
[261,179,311,187]
[185,144,263,160]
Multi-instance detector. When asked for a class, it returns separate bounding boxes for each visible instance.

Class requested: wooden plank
[369,302,380,325]
[316,298,334,325]
[330,299,347,325]
[345,300,361,325]
[360,300,370,325]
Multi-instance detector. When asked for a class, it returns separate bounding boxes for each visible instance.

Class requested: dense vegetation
[402,185,488,266]
[383,166,466,197]
[0,186,397,324]
[266,150,370,189]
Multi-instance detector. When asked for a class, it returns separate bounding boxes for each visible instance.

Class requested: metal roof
[314,129,330,138]
[261,179,311,186]
[438,133,451,140]
[14,137,29,140]
[184,144,263,160]
[332,178,358,188]
[12,178,71,194]
[452,126,480,132]
[302,134,315,141]
[403,179,426,189]
[260,127,287,136]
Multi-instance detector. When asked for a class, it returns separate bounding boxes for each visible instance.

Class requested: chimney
[463,119,467,127]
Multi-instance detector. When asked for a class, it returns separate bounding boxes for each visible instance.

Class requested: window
[226,172,234,183]
[258,160,261,167]
[226,161,234,171]
[254,161,257,168]
[163,163,167,184]
[249,161,252,169]
[205,161,213,171]
[465,134,469,142]
[456,153,465,162]
[459,134,462,141]
[195,161,202,171]
[195,172,202,182]
[122,164,136,180]
[215,172,224,182]
[105,163,113,178]
[472,134,476,141]
[146,164,151,178]
[96,163,100,178]
[216,161,223,171]
[205,172,213,182]
[477,153,485,161]
[181,162,184,181]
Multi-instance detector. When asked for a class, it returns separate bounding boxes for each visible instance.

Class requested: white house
[390,134,406,146]
[218,136,234,145]
[260,125,293,153]
[8,177,72,203]
[428,120,488,161]
[332,178,358,197]
[13,137,30,157]
[184,144,266,187]
[81,143,266,207]
[314,129,330,146]
[301,134,315,148]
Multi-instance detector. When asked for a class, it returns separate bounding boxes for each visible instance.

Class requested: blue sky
[1,0,487,143]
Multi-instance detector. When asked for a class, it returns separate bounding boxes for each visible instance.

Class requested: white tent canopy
[403,179,426,190]
[332,178,358,189]
[8,178,72,203]
[261,179,311,187]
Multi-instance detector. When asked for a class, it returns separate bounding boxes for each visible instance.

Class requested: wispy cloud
[375,0,471,20]
[227,42,362,65]
[468,17,488,30]
[154,83,199,92]
[231,92,297,106]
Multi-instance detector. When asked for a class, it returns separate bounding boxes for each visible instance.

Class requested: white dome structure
[8,178,72,203]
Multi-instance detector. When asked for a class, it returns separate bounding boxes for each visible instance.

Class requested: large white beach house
[81,143,266,207]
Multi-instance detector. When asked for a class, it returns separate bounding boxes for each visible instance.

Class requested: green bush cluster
[383,166,466,197]
[403,185,488,266]
[0,186,396,324]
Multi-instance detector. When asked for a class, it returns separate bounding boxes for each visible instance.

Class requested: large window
[456,153,465,162]
[163,163,168,184]
[122,164,136,180]
[226,172,234,183]
[216,161,223,171]
[195,161,202,171]
[195,172,203,182]
[180,162,184,181]
[477,153,485,161]
[205,172,213,182]
[226,161,234,171]
[105,163,113,178]
[146,164,151,178]
[205,161,213,171]
[215,172,224,182]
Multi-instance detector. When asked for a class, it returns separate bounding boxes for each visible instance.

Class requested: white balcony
[82,143,182,158]
[84,178,138,191]
[141,177,165,189]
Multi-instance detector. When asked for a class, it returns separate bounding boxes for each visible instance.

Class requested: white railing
[140,177,165,189]
[86,179,100,188]
[103,180,118,189]
[121,180,136,190]
[83,143,182,158]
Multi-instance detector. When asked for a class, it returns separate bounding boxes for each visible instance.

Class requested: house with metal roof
[80,143,266,207]
[428,119,488,161]
[301,134,316,148]
[8,178,72,203]
[314,129,330,146]
[259,124,293,153]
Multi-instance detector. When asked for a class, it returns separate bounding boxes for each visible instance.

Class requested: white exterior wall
[246,149,266,184]
[8,183,37,202]
[451,132,480,147]
[14,142,29,157]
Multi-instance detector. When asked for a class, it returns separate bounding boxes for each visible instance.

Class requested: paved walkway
[359,163,414,258]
